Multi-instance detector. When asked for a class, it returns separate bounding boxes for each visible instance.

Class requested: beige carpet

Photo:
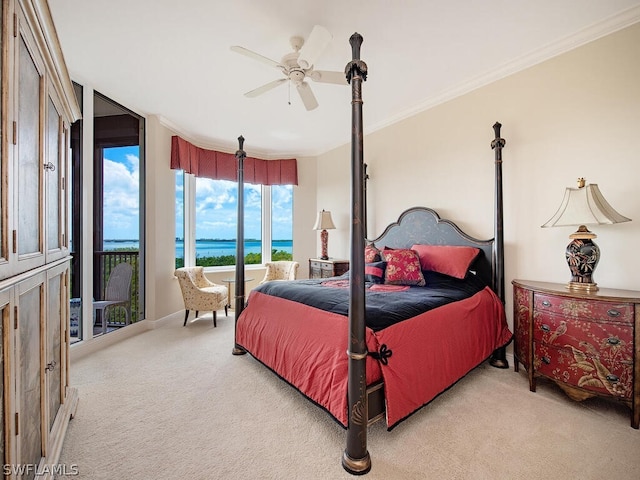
[58,314,640,480]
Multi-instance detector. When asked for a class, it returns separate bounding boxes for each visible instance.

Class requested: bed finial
[491,122,505,162]
[345,33,367,84]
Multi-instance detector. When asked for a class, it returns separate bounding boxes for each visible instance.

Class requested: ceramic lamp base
[565,227,599,292]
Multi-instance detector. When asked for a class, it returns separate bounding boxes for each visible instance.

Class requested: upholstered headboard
[370,207,494,288]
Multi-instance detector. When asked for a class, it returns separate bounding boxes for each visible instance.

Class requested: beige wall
[316,22,640,333]
[144,116,184,321]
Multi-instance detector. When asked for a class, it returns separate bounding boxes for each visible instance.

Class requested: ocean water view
[103,239,292,258]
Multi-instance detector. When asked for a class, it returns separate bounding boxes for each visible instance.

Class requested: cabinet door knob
[606,374,619,383]
[44,162,56,171]
[607,309,621,317]
[541,324,550,332]
[45,360,57,372]
[541,356,551,364]
[607,337,620,345]
[542,300,551,307]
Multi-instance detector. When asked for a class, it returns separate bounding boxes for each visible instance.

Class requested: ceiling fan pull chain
[288,79,291,106]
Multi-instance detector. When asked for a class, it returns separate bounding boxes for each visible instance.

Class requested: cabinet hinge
[12,230,17,254]
[15,412,19,435]
[13,13,17,38]
[12,121,17,145]
[14,306,18,329]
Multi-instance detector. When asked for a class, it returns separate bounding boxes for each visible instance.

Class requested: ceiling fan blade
[297,25,332,69]
[296,82,319,111]
[244,78,287,98]
[308,70,347,85]
[230,46,281,69]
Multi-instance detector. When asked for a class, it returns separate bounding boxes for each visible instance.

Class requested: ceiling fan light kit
[231,25,346,111]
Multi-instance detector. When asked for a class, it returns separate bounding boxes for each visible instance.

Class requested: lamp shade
[541,180,630,228]
[313,210,336,230]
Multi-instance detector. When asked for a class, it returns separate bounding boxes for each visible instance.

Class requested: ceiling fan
[231,25,347,111]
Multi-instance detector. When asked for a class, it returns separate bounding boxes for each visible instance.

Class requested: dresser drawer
[533,311,633,355]
[534,293,634,324]
[534,342,633,399]
[310,261,323,270]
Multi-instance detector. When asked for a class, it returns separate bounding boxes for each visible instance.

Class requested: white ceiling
[49,0,640,158]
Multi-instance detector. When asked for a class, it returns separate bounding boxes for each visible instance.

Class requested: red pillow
[381,248,425,286]
[411,244,480,279]
[364,243,381,263]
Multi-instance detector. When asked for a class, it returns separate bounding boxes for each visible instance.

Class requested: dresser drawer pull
[606,337,620,345]
[605,374,619,383]
[541,356,551,364]
[541,300,551,307]
[607,309,621,318]
[541,324,550,332]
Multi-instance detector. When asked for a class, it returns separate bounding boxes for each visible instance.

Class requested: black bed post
[232,136,247,356]
[363,163,369,240]
[489,122,508,368]
[343,32,371,476]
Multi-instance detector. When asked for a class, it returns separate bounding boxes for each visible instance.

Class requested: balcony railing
[94,250,140,331]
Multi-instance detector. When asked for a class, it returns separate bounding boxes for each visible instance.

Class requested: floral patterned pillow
[364,243,381,263]
[381,248,425,286]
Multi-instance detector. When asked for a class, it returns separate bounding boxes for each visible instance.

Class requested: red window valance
[170,135,298,185]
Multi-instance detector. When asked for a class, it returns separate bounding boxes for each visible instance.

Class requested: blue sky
[104,146,292,240]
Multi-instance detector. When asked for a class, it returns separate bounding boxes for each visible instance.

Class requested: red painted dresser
[512,279,640,429]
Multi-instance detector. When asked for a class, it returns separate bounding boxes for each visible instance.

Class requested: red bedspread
[236,286,511,429]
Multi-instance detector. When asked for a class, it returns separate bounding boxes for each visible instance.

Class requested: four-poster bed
[232,33,511,475]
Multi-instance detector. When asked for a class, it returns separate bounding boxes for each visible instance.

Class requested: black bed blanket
[249,271,487,331]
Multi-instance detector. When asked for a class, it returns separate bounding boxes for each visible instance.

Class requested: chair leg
[224,305,228,316]
[213,310,217,328]
[183,310,189,326]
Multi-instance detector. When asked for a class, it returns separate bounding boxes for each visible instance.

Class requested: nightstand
[512,279,640,429]
[309,258,350,279]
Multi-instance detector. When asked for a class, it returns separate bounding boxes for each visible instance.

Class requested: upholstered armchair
[259,261,299,284]
[174,267,228,327]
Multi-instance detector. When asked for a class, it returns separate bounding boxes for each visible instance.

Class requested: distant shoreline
[103,239,292,258]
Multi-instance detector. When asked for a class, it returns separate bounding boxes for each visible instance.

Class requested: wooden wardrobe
[1,0,80,478]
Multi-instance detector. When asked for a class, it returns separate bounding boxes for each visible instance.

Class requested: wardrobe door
[45,94,69,263]
[0,288,10,469]
[45,263,66,448]
[15,24,45,274]
[16,273,45,480]
[0,0,6,278]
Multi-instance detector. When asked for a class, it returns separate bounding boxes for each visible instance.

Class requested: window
[271,184,293,261]
[176,174,292,268]
[175,170,184,268]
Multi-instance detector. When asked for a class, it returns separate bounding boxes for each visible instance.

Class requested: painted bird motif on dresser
[548,320,567,344]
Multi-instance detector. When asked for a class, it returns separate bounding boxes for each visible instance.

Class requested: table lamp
[313,210,336,260]
[541,178,630,291]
